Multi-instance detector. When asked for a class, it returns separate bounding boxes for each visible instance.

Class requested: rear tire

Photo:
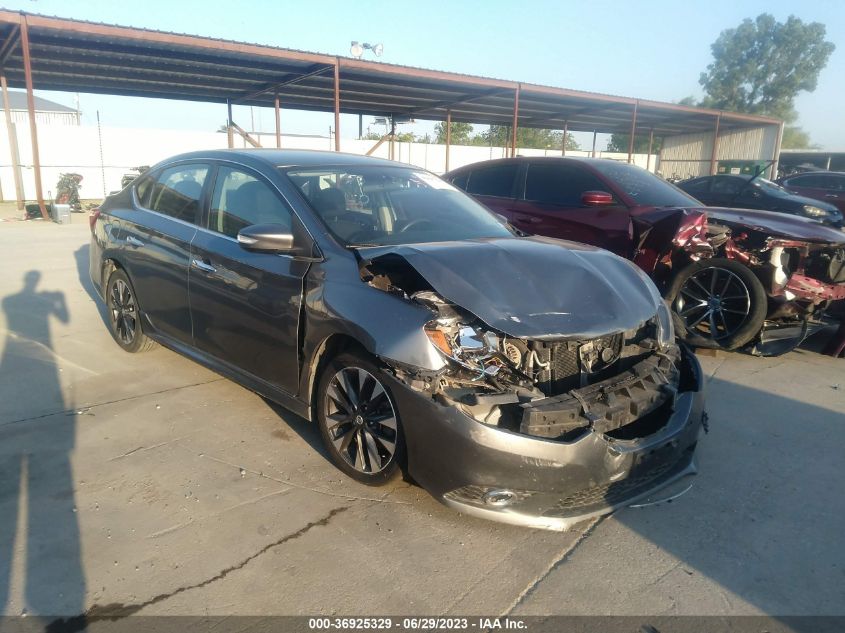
[105,269,157,353]
[316,351,404,485]
[665,258,767,350]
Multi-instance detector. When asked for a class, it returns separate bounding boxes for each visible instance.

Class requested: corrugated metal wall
[658,124,779,180]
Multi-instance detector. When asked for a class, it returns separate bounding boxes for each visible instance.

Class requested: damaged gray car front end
[352,237,706,531]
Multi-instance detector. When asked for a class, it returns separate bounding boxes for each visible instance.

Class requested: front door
[188,164,309,394]
[510,161,631,256]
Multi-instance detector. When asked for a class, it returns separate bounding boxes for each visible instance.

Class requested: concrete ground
[0,220,843,620]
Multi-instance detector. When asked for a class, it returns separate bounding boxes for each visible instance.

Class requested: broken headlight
[424,321,504,376]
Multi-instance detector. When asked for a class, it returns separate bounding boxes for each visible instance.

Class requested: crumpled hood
[358,236,662,339]
[705,207,845,244]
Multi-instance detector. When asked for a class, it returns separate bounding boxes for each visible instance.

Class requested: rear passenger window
[148,165,209,223]
[467,164,518,197]
[135,177,153,206]
[525,163,609,206]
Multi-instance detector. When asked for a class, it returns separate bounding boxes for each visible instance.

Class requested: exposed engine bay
[708,218,845,314]
[361,253,685,442]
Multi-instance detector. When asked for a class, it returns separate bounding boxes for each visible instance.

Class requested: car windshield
[283,165,513,247]
[589,160,701,207]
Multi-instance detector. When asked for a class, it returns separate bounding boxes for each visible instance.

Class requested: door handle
[191,259,217,274]
[825,194,839,198]
[124,235,145,247]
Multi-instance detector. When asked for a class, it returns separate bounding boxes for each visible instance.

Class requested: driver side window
[524,162,611,207]
[208,167,292,239]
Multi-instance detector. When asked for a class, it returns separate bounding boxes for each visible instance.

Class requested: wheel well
[305,333,369,420]
[101,258,124,294]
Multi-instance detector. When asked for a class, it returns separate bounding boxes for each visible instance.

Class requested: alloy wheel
[674,267,752,342]
[324,367,397,474]
[110,278,137,345]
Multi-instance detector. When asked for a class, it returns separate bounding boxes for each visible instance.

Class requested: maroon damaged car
[445,157,845,353]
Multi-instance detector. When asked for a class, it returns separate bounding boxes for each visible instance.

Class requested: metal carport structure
[0,10,782,219]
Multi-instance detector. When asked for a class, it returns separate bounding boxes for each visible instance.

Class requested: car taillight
[89,208,101,234]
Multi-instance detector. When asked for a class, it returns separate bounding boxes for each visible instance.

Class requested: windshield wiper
[729,160,775,206]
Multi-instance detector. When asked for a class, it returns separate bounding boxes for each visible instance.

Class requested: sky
[3,0,844,149]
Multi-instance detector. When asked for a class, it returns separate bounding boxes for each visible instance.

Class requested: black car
[679,174,843,227]
[89,149,705,530]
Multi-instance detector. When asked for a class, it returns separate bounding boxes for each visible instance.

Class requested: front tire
[105,269,157,353]
[316,352,404,485]
[666,258,767,350]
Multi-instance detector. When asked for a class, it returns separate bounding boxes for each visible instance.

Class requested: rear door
[120,163,209,344]
[188,163,310,394]
[509,161,631,255]
[462,162,520,219]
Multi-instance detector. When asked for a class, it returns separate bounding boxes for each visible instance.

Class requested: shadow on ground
[0,271,86,618]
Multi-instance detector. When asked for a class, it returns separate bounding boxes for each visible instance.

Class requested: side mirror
[237,223,294,253]
[581,191,614,206]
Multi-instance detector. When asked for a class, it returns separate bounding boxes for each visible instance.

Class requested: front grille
[547,462,674,511]
[542,448,693,517]
[549,343,580,394]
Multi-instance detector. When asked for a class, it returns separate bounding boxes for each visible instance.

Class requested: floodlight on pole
[350,41,384,59]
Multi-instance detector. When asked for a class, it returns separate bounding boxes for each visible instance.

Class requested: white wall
[0,123,657,202]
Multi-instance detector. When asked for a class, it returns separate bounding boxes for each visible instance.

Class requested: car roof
[445,155,638,174]
[784,170,845,177]
[156,148,405,170]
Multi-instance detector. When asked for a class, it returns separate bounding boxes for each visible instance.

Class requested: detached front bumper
[391,346,705,531]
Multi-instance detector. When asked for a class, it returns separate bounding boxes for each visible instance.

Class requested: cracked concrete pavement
[1,221,843,618]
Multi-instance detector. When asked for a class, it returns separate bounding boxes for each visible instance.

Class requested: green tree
[606,134,662,154]
[481,126,579,150]
[433,121,474,144]
[781,126,819,150]
[698,14,834,146]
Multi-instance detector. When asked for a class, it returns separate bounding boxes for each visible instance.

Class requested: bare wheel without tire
[316,352,403,485]
[666,258,767,351]
[105,269,156,353]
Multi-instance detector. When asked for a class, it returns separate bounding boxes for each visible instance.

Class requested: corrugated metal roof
[0,10,782,136]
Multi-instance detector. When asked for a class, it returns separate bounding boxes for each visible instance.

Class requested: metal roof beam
[404,87,513,117]
[0,24,19,68]
[25,33,308,75]
[233,63,334,104]
[523,102,631,127]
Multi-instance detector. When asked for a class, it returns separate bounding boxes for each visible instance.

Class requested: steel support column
[771,122,784,180]
[510,84,520,158]
[1,74,24,210]
[626,101,638,164]
[591,130,597,158]
[709,114,721,175]
[226,99,234,148]
[20,17,47,219]
[274,91,281,148]
[333,59,340,152]
[561,121,568,156]
[445,109,451,172]
[646,128,654,171]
